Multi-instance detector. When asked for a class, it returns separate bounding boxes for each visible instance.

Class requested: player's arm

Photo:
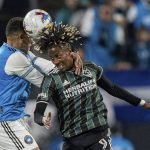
[34,100,48,126]
[97,75,149,108]
[5,52,44,87]
[34,91,53,128]
[29,51,83,75]
[34,76,55,128]
[28,51,58,75]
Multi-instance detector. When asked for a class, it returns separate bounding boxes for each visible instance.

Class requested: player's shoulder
[8,51,27,60]
[42,74,56,89]
[84,61,95,66]
[84,61,103,70]
[6,51,31,66]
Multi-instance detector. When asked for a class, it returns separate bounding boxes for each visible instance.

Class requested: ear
[20,33,25,40]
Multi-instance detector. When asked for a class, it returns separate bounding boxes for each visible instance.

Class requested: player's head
[36,22,82,71]
[48,43,74,71]
[5,17,31,52]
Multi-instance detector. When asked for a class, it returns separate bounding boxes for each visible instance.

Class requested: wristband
[139,99,146,106]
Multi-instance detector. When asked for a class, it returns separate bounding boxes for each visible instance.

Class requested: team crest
[82,68,92,78]
[24,135,33,144]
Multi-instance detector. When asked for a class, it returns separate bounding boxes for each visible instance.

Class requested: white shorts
[0,117,38,150]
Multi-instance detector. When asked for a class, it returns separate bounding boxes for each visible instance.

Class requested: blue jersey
[112,136,135,150]
[0,43,30,121]
[134,2,150,31]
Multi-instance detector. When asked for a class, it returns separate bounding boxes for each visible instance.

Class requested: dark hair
[34,22,82,53]
[5,17,24,37]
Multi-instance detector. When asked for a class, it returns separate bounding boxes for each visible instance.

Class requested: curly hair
[33,22,82,53]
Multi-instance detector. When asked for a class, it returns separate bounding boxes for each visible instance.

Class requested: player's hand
[71,52,83,75]
[143,103,150,109]
[42,112,51,129]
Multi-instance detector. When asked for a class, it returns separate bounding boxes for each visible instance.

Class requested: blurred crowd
[54,0,150,70]
[1,0,150,70]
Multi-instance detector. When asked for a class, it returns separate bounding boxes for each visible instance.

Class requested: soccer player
[0,17,82,150]
[34,23,150,150]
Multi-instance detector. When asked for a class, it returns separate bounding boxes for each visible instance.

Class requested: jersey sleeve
[5,52,44,87]
[28,51,58,75]
[37,76,55,104]
[97,75,141,106]
[31,57,57,75]
[34,76,55,126]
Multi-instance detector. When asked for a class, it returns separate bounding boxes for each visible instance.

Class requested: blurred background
[1,0,150,149]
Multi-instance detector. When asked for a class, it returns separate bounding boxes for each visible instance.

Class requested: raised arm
[97,75,145,106]
[28,51,58,75]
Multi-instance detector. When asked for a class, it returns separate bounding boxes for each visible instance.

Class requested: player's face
[48,46,74,71]
[20,32,31,52]
[15,31,31,52]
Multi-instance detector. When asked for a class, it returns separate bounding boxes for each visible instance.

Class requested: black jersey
[37,61,142,138]
[38,62,108,138]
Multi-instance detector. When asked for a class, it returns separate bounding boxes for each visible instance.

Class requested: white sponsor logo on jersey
[63,80,70,86]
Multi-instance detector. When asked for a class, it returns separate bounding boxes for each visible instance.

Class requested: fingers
[76,61,83,75]
[42,112,52,129]
[71,52,83,75]
[76,51,83,75]
[70,52,77,58]
[75,65,80,75]
[47,112,51,121]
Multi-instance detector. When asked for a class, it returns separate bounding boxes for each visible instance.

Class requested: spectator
[84,4,118,68]
[133,26,150,69]
[55,0,80,25]
[111,123,135,150]
[80,0,100,38]
[127,0,150,31]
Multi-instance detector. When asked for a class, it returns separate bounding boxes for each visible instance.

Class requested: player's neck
[7,38,26,54]
[7,39,19,49]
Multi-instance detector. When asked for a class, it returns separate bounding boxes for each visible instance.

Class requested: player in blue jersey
[34,23,150,150]
[0,17,82,150]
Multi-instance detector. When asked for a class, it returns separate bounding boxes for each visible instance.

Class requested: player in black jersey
[34,23,150,150]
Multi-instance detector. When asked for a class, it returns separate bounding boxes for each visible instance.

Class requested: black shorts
[63,125,112,150]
